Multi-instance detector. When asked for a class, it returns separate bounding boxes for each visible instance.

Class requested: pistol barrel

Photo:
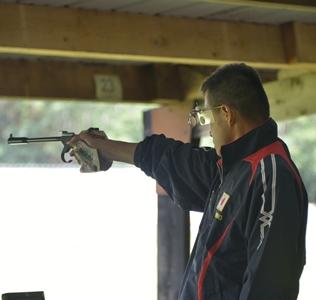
[8,134,65,145]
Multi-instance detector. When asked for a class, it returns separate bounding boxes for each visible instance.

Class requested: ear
[221,105,236,127]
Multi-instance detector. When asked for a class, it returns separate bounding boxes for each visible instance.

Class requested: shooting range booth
[0,1,315,299]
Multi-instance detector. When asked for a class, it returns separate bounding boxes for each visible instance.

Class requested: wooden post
[143,105,192,300]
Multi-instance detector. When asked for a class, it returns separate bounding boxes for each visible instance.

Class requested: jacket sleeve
[239,154,307,300]
[133,134,218,212]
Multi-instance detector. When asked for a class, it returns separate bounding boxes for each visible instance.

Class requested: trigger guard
[61,147,72,163]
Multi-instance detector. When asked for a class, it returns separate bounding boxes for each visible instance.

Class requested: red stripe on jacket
[243,141,302,192]
[197,222,233,300]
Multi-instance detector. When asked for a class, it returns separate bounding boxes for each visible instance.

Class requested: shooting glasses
[187,105,223,127]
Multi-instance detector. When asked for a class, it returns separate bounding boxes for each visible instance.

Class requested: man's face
[204,92,233,156]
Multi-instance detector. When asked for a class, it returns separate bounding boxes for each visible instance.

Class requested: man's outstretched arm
[69,131,219,212]
[69,131,138,165]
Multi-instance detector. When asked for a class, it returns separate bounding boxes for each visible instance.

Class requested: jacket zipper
[216,161,224,187]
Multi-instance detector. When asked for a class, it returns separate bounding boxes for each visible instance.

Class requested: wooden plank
[205,0,316,12]
[251,0,316,9]
[144,106,191,300]
[281,22,316,66]
[293,23,316,65]
[0,4,315,69]
[1,56,314,122]
[0,59,183,102]
[281,23,298,64]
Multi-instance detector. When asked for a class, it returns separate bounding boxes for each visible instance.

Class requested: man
[69,63,308,300]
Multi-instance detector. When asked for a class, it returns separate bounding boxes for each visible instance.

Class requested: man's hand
[68,129,107,149]
[68,128,113,172]
[68,128,138,167]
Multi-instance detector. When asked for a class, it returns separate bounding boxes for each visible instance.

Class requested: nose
[209,131,213,137]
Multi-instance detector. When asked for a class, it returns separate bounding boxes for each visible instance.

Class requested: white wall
[0,167,157,300]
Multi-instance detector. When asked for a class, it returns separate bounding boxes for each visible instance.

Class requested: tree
[279,115,316,203]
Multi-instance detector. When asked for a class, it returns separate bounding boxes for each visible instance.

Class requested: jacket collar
[219,118,279,174]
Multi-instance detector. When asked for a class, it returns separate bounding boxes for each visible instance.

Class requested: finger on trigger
[78,132,92,143]
[67,135,80,146]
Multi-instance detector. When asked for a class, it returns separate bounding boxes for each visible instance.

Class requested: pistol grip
[61,144,72,163]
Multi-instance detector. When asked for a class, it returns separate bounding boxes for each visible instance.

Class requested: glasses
[187,105,223,127]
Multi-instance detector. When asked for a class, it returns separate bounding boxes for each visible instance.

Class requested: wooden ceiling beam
[0,4,315,70]
[0,58,276,103]
[0,59,183,103]
[0,57,313,121]
[282,23,316,66]
[205,0,316,12]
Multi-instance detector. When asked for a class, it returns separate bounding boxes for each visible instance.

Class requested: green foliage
[279,115,316,203]
[0,99,157,165]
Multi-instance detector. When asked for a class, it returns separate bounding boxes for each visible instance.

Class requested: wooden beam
[1,57,314,122]
[0,57,277,103]
[144,106,191,300]
[265,72,316,120]
[282,23,316,68]
[0,59,183,102]
[0,4,316,69]
[205,0,316,12]
[287,23,316,66]
[252,0,316,8]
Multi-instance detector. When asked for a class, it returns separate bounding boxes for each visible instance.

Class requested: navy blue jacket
[134,118,308,300]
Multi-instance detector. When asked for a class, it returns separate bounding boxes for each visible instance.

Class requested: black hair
[201,63,270,122]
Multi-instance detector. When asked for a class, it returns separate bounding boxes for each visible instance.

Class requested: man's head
[201,63,270,156]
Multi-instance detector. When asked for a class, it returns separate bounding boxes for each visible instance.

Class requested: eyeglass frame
[187,105,224,127]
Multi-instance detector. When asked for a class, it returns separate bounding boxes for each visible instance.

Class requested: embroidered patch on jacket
[215,192,230,221]
[217,192,230,212]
